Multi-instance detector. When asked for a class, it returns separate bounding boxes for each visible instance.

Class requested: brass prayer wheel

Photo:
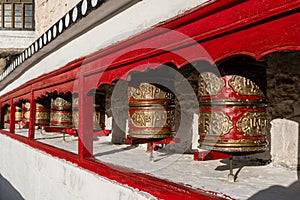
[128,83,175,139]
[50,97,72,128]
[6,106,22,122]
[4,107,9,122]
[198,72,267,153]
[72,91,105,130]
[22,102,31,123]
[35,103,50,125]
[23,102,50,125]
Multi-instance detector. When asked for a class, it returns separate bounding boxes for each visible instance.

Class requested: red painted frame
[0,0,299,199]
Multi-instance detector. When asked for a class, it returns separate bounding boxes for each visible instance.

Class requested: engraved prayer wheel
[198,72,267,153]
[72,92,105,130]
[4,107,9,122]
[128,83,175,139]
[50,97,72,128]
[23,102,50,125]
[35,103,50,125]
[15,106,22,122]
[22,102,31,123]
[6,106,22,122]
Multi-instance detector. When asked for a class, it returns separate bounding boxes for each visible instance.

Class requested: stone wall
[264,51,300,169]
[35,0,81,38]
[265,52,300,122]
[0,49,23,74]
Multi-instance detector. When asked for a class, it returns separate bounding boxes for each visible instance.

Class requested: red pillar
[9,99,15,133]
[78,75,94,161]
[28,91,36,140]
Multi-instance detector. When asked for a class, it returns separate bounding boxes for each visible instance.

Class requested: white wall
[271,118,299,170]
[35,0,81,38]
[0,30,35,49]
[0,134,155,200]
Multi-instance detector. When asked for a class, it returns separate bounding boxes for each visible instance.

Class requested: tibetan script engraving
[199,112,233,136]
[229,75,264,96]
[52,97,72,107]
[131,110,174,128]
[50,111,72,122]
[237,112,267,136]
[36,112,50,120]
[131,83,173,100]
[198,72,225,97]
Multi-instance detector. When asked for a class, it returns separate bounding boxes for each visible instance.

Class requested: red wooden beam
[28,90,36,140]
[0,102,2,129]
[78,75,94,160]
[9,99,15,134]
[0,129,233,200]
[194,151,232,161]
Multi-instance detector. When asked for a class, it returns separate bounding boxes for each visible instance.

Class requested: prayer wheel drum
[50,97,72,128]
[15,106,22,122]
[72,91,105,130]
[128,83,175,139]
[35,103,50,125]
[6,106,22,122]
[22,102,50,125]
[22,102,30,123]
[198,72,267,153]
[4,106,10,123]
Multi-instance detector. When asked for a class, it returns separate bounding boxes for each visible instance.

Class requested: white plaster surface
[7,129,300,200]
[0,133,155,200]
[0,31,35,49]
[271,118,299,170]
[0,0,209,96]
[35,0,80,38]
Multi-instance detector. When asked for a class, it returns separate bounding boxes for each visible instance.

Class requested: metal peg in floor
[228,157,235,182]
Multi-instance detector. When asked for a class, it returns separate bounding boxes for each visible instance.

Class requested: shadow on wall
[248,181,300,200]
[0,174,24,200]
[249,51,300,199]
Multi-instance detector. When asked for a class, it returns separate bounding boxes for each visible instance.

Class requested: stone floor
[11,128,300,200]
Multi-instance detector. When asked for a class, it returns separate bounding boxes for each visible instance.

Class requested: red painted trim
[9,99,15,134]
[78,75,94,160]
[0,130,233,200]
[194,151,232,161]
[0,102,2,129]
[28,91,35,140]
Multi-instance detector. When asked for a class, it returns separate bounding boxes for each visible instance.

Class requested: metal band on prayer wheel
[72,92,105,130]
[128,83,175,139]
[23,102,49,125]
[198,72,267,153]
[50,97,72,128]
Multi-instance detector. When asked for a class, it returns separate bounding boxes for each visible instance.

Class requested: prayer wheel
[6,106,22,122]
[4,107,9,123]
[198,72,267,153]
[15,106,22,122]
[128,83,175,139]
[50,97,72,128]
[22,102,30,123]
[35,103,50,125]
[72,92,105,130]
[23,102,50,125]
